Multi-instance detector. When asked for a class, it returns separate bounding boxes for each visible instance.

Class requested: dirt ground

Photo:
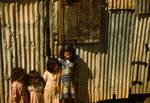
[144,96,150,103]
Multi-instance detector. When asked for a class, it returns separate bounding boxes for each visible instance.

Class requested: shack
[0,0,150,103]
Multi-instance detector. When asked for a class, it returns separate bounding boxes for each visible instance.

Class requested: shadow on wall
[75,55,93,103]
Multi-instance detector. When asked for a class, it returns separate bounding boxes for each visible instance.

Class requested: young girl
[11,67,29,103]
[28,70,45,103]
[43,57,61,103]
[58,44,78,103]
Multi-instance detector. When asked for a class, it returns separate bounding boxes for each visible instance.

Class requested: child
[43,57,61,103]
[11,67,29,103]
[28,70,44,103]
[58,44,78,103]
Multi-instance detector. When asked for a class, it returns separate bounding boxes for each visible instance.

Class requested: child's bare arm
[12,86,19,103]
[56,68,61,91]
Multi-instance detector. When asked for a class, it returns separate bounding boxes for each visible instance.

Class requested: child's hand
[56,85,60,93]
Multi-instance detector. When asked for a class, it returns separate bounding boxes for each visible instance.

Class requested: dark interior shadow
[73,0,109,54]
[99,0,109,54]
[75,55,93,103]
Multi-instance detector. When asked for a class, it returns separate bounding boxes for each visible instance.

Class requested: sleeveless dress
[28,85,44,103]
[43,70,59,103]
[11,81,29,103]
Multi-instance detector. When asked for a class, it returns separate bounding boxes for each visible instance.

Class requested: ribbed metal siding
[130,16,150,94]
[0,1,47,103]
[0,1,150,103]
[53,11,150,103]
[136,0,150,14]
[108,0,135,10]
[103,10,135,100]
[53,10,137,103]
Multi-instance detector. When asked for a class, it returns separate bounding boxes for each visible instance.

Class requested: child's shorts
[60,81,75,99]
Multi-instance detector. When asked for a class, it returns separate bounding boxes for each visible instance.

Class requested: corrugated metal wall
[130,16,150,94]
[108,0,135,10]
[0,1,48,102]
[136,0,150,14]
[0,0,150,103]
[71,10,136,102]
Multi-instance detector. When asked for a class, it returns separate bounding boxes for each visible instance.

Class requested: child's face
[64,51,72,60]
[53,64,59,72]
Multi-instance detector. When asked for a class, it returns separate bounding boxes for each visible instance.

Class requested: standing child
[58,44,78,103]
[28,70,44,103]
[43,57,61,103]
[11,67,29,103]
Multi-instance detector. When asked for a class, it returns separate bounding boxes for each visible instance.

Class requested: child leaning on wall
[58,44,78,103]
[11,67,29,103]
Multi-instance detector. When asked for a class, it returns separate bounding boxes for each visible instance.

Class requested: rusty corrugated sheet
[136,0,150,14]
[92,10,136,102]
[0,0,150,103]
[131,16,150,94]
[108,0,135,10]
[71,10,149,103]
[0,1,47,103]
[102,10,136,100]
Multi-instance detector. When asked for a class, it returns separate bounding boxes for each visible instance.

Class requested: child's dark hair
[59,44,76,62]
[29,70,40,79]
[47,57,59,73]
[28,70,45,86]
[11,67,25,82]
